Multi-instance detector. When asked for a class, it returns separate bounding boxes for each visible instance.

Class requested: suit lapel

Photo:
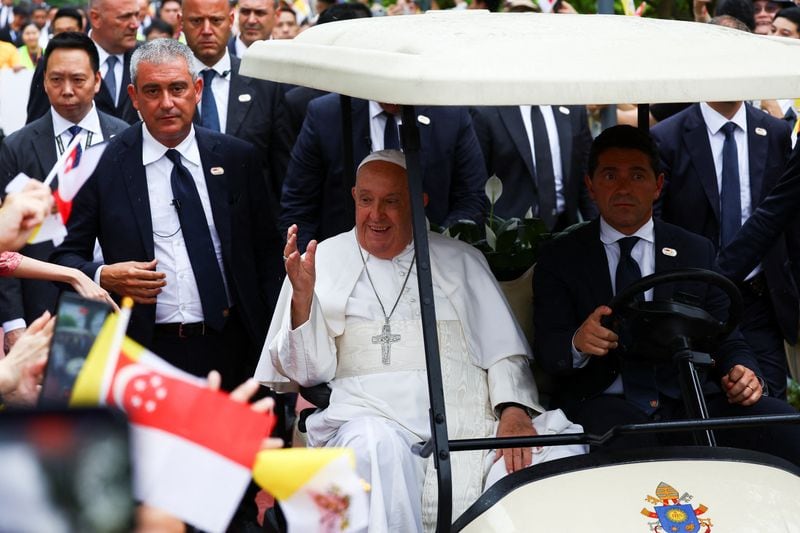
[499,106,535,182]
[580,221,614,305]
[226,56,251,137]
[121,126,155,258]
[553,106,573,183]
[745,105,766,204]
[684,104,720,222]
[196,132,232,267]
[33,116,58,178]
[653,220,680,300]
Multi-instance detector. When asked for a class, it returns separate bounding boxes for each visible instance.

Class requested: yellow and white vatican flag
[253,448,369,533]
[71,305,276,533]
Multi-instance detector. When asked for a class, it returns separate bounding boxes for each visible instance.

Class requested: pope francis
[255,150,583,532]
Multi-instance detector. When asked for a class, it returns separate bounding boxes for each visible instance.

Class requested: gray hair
[130,38,198,86]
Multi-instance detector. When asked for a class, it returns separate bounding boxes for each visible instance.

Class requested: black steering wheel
[603,268,744,362]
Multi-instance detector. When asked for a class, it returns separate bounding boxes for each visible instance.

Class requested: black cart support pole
[400,105,453,532]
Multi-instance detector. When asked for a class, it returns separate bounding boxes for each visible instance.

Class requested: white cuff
[571,331,590,369]
[93,265,104,285]
[2,319,26,333]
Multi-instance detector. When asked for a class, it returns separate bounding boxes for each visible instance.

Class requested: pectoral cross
[372,319,400,365]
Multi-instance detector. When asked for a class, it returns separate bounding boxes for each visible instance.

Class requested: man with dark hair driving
[533,125,800,464]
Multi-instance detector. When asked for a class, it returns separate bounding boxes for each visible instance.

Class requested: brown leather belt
[154,322,216,338]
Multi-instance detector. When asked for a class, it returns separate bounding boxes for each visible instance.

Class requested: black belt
[154,322,218,338]
[738,272,768,298]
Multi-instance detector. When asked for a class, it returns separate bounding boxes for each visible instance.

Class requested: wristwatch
[496,402,535,418]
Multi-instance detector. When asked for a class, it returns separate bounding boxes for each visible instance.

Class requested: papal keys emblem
[640,482,713,532]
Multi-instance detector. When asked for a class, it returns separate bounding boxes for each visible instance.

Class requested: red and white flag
[52,137,106,225]
[71,314,276,532]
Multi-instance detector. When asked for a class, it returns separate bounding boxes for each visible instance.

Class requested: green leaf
[485,224,497,251]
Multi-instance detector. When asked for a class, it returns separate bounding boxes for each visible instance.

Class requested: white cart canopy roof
[240,11,800,106]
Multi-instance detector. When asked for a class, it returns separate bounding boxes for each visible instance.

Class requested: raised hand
[284,224,317,328]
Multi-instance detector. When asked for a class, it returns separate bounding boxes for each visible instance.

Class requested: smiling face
[586,147,664,235]
[128,57,201,147]
[352,161,416,260]
[753,0,780,34]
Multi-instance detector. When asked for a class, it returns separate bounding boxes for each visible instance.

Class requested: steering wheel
[603,268,744,363]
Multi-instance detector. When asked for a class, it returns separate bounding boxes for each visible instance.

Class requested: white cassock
[255,230,580,532]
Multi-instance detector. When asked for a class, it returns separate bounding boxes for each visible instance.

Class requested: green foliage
[788,379,800,411]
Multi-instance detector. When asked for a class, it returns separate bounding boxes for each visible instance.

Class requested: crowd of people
[0,0,800,531]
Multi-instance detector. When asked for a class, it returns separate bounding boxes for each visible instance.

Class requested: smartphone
[38,292,113,407]
[0,407,134,532]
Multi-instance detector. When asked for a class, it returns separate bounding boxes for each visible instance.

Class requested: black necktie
[616,236,658,415]
[165,149,228,331]
[383,112,400,151]
[201,69,221,132]
[719,122,741,249]
[67,125,83,157]
[531,107,557,230]
[105,55,119,106]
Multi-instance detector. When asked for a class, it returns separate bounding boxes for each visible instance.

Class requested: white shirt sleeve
[487,354,542,416]
[2,319,26,333]
[270,294,338,387]
[571,331,591,369]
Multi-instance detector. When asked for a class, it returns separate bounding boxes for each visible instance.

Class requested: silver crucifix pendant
[372,319,400,365]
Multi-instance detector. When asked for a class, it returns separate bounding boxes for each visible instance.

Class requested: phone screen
[0,408,134,532]
[39,293,112,407]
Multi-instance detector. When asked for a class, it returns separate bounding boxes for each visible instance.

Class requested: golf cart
[242,12,800,531]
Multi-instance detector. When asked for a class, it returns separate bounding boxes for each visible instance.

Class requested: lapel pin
[755,127,767,136]
[210,167,225,175]
[661,247,677,257]
[417,114,431,125]
[238,94,252,103]
[558,106,570,115]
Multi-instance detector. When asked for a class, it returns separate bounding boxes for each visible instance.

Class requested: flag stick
[42,131,85,188]
[99,297,135,396]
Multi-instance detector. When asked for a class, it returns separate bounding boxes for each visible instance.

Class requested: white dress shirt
[95,43,124,107]
[699,102,760,279]
[368,100,403,152]
[195,52,231,134]
[518,105,565,214]
[0,5,13,29]
[51,103,105,154]
[234,35,248,58]
[95,125,231,324]
[571,217,656,394]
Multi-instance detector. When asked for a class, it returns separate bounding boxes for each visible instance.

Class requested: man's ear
[92,70,102,96]
[584,174,595,200]
[654,173,665,200]
[194,76,203,105]
[351,186,357,202]
[127,83,138,110]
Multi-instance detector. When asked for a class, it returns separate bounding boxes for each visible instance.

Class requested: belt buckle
[178,323,188,338]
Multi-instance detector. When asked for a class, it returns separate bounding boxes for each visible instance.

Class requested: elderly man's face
[238,0,275,46]
[89,0,140,54]
[127,57,202,148]
[352,161,414,260]
[585,148,663,235]
[44,48,102,124]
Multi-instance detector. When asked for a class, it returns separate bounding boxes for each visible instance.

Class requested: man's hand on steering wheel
[722,364,763,406]
[574,306,619,356]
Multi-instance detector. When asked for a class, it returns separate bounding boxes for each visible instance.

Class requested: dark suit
[226,35,238,57]
[193,55,291,207]
[27,48,139,125]
[651,103,798,399]
[281,94,488,250]
[0,26,22,47]
[50,124,285,384]
[471,105,597,229]
[534,219,800,463]
[281,85,327,149]
[0,110,129,328]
